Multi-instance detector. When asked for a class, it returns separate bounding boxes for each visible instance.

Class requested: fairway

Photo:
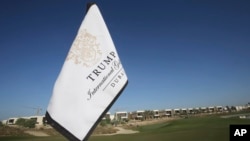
[89,116,250,141]
[1,115,249,141]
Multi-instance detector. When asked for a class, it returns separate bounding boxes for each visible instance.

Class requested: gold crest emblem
[66,29,102,67]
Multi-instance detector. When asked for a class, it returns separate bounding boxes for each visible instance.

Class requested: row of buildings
[2,104,249,127]
[106,105,250,121]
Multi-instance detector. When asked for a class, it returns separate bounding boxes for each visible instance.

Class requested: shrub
[100,120,107,127]
[0,121,3,127]
[100,118,112,127]
[15,118,36,128]
[16,118,26,126]
[25,119,36,128]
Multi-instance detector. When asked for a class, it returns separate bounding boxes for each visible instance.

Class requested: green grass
[89,115,250,141]
[1,114,250,141]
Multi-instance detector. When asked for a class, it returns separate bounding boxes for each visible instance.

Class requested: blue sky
[0,0,250,120]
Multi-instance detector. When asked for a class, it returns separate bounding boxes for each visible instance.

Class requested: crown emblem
[66,29,102,67]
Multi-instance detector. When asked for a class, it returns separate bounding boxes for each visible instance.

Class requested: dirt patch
[24,130,49,136]
[114,127,139,134]
[128,117,177,126]
[92,126,118,135]
[0,126,58,137]
[93,126,139,136]
[93,118,177,136]
[0,126,27,136]
[41,128,62,136]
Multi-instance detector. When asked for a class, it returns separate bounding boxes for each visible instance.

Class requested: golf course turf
[1,114,249,141]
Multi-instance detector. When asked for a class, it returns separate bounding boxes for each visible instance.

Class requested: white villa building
[2,115,46,128]
[115,111,128,121]
[165,109,173,117]
[130,110,145,120]
[153,110,160,118]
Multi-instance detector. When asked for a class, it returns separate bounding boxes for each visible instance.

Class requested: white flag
[46,4,128,141]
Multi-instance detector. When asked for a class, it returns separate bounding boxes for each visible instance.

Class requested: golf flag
[46,4,128,141]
